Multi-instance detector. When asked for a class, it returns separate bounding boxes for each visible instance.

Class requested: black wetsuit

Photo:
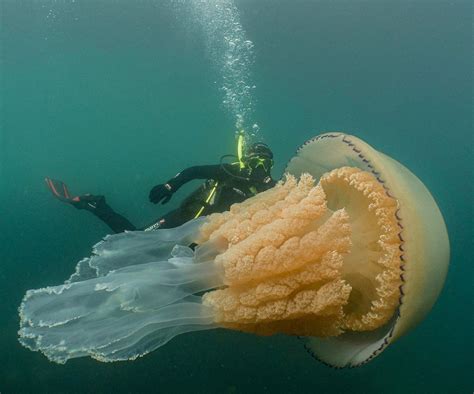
[91,163,275,234]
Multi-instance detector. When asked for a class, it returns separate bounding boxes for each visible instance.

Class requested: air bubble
[189,0,258,139]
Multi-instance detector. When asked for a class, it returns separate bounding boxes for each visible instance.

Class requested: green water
[1,1,472,393]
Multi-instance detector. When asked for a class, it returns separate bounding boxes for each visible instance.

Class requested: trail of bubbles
[189,0,259,140]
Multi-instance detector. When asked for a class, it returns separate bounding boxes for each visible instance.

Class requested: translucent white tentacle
[18,218,222,364]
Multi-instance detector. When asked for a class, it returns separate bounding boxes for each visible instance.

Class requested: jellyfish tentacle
[18,219,220,364]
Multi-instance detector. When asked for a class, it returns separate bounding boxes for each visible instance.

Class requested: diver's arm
[166,164,233,191]
[149,164,235,204]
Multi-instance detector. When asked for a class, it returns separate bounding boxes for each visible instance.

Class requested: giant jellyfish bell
[284,133,450,366]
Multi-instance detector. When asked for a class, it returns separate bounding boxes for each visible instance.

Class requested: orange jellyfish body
[199,168,402,339]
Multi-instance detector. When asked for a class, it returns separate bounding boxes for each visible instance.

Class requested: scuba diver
[45,139,275,234]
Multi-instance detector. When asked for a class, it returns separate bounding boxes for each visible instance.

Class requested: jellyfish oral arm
[19,219,223,364]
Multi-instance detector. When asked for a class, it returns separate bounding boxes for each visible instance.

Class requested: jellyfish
[18,133,449,367]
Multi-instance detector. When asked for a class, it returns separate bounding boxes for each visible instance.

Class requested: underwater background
[1,0,472,393]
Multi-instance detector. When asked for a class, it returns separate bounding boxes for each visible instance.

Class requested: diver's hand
[149,183,173,204]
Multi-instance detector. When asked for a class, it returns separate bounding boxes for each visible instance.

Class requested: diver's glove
[149,183,174,204]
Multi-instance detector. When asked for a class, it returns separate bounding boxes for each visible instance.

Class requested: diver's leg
[81,195,137,233]
[45,178,136,233]
[142,209,190,231]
